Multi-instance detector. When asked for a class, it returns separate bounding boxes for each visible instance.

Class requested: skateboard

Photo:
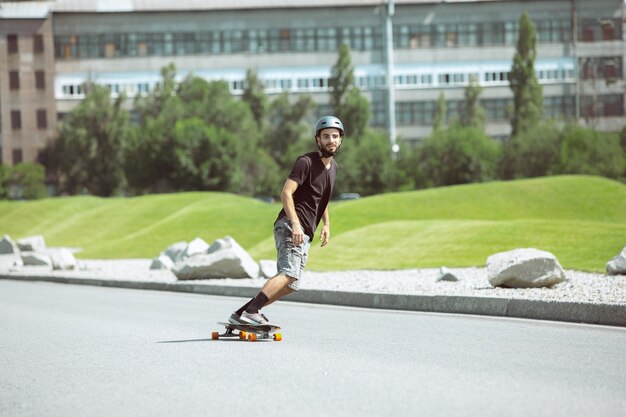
[212,322,282,342]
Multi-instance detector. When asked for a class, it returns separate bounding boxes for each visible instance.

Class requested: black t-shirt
[276,152,338,240]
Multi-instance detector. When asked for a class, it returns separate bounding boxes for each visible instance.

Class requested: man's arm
[320,207,330,247]
[281,179,305,246]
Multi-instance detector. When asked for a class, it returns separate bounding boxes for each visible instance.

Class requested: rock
[607,245,626,275]
[163,241,188,263]
[16,235,46,252]
[172,236,259,280]
[437,266,458,282]
[0,253,22,270]
[259,259,277,278]
[21,252,53,268]
[0,235,19,255]
[150,254,174,270]
[181,237,210,259]
[47,248,77,271]
[487,248,566,288]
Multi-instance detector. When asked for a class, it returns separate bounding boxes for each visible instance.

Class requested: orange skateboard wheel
[211,331,219,340]
[239,331,247,340]
[248,333,257,342]
[273,333,282,341]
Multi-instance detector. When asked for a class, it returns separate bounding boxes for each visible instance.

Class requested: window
[37,110,47,129]
[12,149,23,165]
[601,20,616,40]
[9,71,19,90]
[35,71,45,89]
[33,34,44,53]
[11,111,21,130]
[8,34,18,54]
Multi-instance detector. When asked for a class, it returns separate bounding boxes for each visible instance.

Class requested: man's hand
[320,224,330,247]
[292,222,305,246]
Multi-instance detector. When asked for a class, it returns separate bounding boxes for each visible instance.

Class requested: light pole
[384,0,398,157]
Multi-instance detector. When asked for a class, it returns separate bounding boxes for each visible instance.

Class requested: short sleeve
[288,155,311,186]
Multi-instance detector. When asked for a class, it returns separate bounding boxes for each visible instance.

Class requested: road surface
[1,280,625,417]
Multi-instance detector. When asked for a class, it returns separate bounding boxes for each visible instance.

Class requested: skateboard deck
[212,322,282,342]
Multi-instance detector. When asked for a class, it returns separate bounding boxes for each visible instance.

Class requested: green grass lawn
[1,175,624,272]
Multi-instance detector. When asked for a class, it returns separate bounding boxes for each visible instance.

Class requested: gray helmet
[314,116,344,138]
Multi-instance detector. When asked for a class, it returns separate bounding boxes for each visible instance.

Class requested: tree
[8,163,47,199]
[170,118,243,191]
[329,44,370,139]
[127,67,263,195]
[264,92,315,172]
[337,130,397,196]
[499,121,561,179]
[461,75,485,130]
[0,165,11,199]
[433,92,447,131]
[510,12,543,136]
[126,74,185,193]
[242,69,268,129]
[555,125,624,179]
[417,126,501,187]
[49,83,129,196]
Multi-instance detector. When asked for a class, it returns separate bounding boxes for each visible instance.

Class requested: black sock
[245,292,269,314]
[235,298,255,316]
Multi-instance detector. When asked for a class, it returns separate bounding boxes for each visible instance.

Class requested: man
[229,116,344,325]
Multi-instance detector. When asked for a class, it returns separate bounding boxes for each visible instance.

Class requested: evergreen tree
[433,92,446,131]
[461,75,485,130]
[329,44,370,139]
[510,12,543,136]
[242,69,268,129]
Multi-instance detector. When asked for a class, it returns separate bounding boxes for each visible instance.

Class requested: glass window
[9,71,19,90]
[11,110,21,130]
[353,27,363,50]
[35,71,45,90]
[279,29,290,51]
[37,110,47,129]
[364,27,373,50]
[163,33,173,55]
[8,34,18,54]
[12,149,23,165]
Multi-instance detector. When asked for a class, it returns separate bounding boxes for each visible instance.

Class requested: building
[1,0,624,166]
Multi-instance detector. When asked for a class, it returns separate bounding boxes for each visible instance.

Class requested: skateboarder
[229,116,344,325]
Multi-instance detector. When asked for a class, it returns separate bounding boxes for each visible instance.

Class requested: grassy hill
[1,175,624,272]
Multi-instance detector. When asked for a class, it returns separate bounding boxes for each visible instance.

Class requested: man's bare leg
[260,274,296,306]
[235,274,295,317]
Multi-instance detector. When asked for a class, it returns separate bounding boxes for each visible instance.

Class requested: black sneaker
[240,311,270,325]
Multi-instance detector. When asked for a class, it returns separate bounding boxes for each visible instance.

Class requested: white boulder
[163,241,188,263]
[47,248,77,271]
[150,254,174,270]
[172,236,259,280]
[437,266,459,282]
[16,235,46,252]
[0,253,22,270]
[607,245,626,275]
[181,237,210,259]
[21,252,53,268]
[259,259,277,279]
[0,235,19,255]
[487,248,566,288]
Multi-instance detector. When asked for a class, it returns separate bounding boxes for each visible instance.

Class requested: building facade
[1,0,624,165]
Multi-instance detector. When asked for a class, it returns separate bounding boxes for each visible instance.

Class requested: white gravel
[4,258,625,306]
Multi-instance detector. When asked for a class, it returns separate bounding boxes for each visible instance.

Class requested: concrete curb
[2,274,625,327]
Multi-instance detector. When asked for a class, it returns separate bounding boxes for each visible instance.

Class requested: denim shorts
[274,217,311,289]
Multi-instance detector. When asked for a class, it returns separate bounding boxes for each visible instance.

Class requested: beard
[317,142,340,158]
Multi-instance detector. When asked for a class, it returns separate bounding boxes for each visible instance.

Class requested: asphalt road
[1,280,625,417]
